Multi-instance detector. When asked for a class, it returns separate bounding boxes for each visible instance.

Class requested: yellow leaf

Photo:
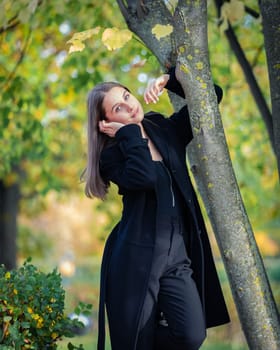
[67,27,100,53]
[220,0,245,24]
[67,27,101,44]
[101,28,132,51]
[152,24,173,40]
[68,40,85,53]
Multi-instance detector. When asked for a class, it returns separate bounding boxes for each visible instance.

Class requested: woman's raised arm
[143,74,170,105]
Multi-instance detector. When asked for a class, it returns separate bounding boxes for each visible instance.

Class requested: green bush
[0,258,92,349]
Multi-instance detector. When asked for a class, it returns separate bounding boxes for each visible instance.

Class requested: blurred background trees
[0,0,279,348]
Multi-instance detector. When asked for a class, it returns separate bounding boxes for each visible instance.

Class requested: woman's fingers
[144,80,160,104]
[99,120,124,137]
[144,74,170,104]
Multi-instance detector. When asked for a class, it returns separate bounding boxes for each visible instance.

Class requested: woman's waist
[156,214,186,232]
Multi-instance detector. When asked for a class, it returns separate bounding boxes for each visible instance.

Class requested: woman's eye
[124,93,129,100]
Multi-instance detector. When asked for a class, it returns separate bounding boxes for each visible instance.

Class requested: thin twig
[1,28,32,93]
[244,6,260,19]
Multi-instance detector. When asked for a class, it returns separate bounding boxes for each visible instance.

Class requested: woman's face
[102,86,144,125]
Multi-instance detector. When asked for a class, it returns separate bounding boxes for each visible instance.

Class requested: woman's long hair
[83,81,129,200]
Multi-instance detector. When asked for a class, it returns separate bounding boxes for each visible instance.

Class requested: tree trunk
[0,180,19,270]
[258,0,280,178]
[117,0,280,348]
[173,1,280,348]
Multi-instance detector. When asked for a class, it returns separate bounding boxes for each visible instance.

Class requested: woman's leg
[136,254,164,350]
[155,231,206,350]
[137,217,206,350]
[136,303,157,350]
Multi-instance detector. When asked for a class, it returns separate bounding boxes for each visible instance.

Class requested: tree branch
[1,29,32,93]
[244,5,260,19]
[214,0,275,153]
[0,16,20,34]
[0,0,44,35]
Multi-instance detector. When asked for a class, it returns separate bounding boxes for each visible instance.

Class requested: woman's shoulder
[144,111,166,124]
[100,139,120,159]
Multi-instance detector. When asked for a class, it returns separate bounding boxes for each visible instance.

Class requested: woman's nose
[125,104,133,112]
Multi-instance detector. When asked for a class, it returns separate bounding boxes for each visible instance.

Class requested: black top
[155,160,187,219]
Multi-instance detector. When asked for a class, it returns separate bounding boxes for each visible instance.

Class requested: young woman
[85,66,230,350]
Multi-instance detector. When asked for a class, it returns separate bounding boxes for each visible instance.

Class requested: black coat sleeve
[100,124,157,191]
[166,66,223,104]
[163,67,223,146]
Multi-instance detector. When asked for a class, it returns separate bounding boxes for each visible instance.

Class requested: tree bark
[117,0,280,348]
[258,0,280,178]
[0,180,19,270]
[117,0,174,67]
[173,1,280,348]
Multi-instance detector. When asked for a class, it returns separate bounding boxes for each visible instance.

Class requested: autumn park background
[0,0,279,349]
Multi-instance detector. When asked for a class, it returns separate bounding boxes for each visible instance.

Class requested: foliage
[17,225,53,259]
[0,0,279,252]
[66,22,175,52]
[67,27,133,52]
[0,0,159,199]
[219,0,245,31]
[0,258,92,349]
[207,3,280,243]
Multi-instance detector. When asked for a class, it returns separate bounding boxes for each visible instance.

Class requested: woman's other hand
[144,74,170,104]
[99,120,125,137]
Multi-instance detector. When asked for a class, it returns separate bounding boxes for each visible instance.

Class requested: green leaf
[3,316,12,322]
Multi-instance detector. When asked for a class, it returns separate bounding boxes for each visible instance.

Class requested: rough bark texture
[117,0,280,349]
[258,0,280,178]
[117,0,174,67]
[174,1,280,348]
[0,180,19,270]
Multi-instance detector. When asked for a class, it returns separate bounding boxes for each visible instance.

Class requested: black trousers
[136,216,206,350]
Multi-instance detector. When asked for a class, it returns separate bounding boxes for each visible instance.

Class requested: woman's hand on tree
[144,74,170,104]
[99,120,125,137]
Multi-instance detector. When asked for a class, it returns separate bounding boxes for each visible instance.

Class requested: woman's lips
[131,107,139,118]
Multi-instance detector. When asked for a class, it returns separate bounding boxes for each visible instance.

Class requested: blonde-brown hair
[83,81,129,199]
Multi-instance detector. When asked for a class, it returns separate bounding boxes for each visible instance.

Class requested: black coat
[97,71,230,350]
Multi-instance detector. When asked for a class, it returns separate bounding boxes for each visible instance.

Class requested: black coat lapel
[142,118,171,166]
[143,118,194,207]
